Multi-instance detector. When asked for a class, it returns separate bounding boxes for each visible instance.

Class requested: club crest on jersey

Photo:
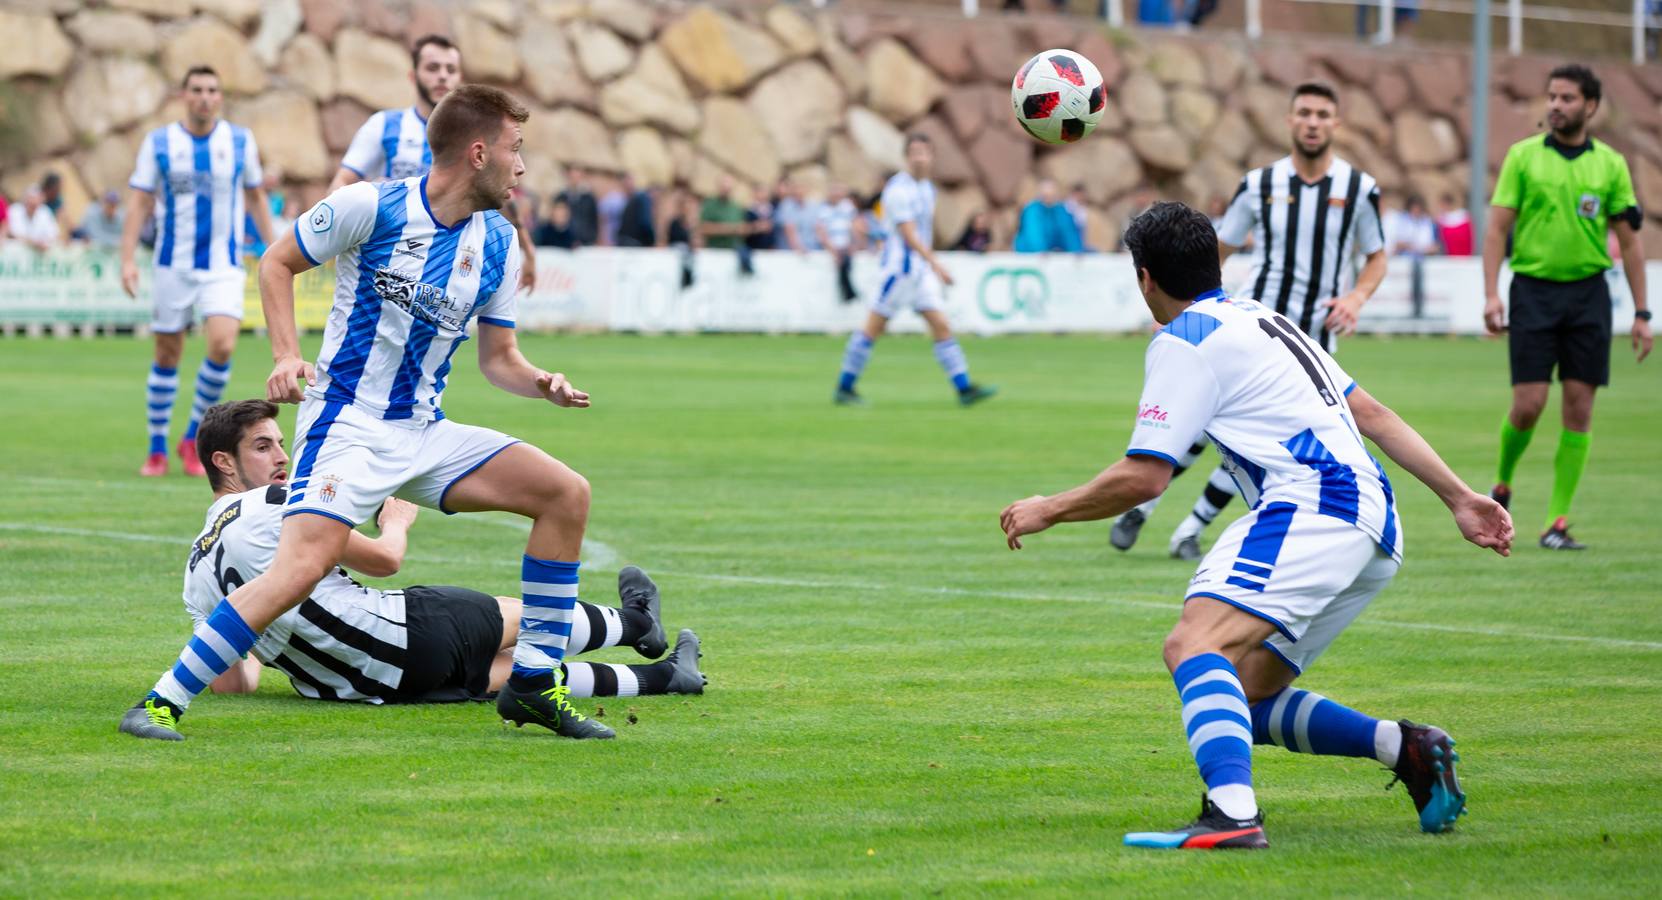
[1577,193,1601,219]
[310,202,335,233]
[458,249,476,276]
[317,475,342,504]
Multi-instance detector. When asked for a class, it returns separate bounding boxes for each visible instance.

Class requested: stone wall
[2,0,1659,256]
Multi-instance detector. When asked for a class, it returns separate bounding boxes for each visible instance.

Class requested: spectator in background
[558,166,599,247]
[0,190,9,238]
[1014,179,1083,253]
[1435,191,1474,256]
[1117,184,1159,250]
[665,189,697,289]
[615,176,657,247]
[1387,195,1440,318]
[700,174,754,276]
[533,196,577,248]
[851,190,886,252]
[745,182,776,252]
[79,189,126,251]
[1357,0,1419,42]
[816,183,859,302]
[777,178,826,253]
[7,187,60,252]
[597,176,627,246]
[39,172,63,217]
[1066,183,1093,251]
[953,210,993,253]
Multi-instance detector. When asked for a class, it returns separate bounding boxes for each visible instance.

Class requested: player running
[1111,81,1387,560]
[1482,63,1651,550]
[121,85,612,741]
[1001,202,1510,848]
[329,34,535,293]
[120,65,275,478]
[180,399,704,705]
[832,133,995,407]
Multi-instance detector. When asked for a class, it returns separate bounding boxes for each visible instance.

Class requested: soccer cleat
[958,383,998,406]
[618,565,667,659]
[179,438,205,478]
[1171,535,1202,561]
[833,387,866,406]
[1539,517,1586,550]
[1387,719,1466,833]
[497,676,616,739]
[1110,508,1147,551]
[139,452,169,477]
[1489,484,1511,512]
[119,698,184,741]
[664,628,706,695]
[1124,795,1268,850]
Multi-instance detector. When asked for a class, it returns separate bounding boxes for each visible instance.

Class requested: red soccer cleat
[139,453,168,477]
[178,438,205,478]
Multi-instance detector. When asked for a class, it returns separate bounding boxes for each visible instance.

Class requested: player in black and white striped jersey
[181,400,704,707]
[1111,81,1388,560]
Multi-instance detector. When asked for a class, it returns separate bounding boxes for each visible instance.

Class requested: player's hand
[120,258,139,298]
[1322,292,1365,336]
[377,497,419,532]
[517,249,537,294]
[266,355,315,404]
[1450,491,1513,557]
[932,260,955,287]
[1483,294,1507,334]
[1000,495,1054,550]
[1632,316,1653,363]
[536,371,590,408]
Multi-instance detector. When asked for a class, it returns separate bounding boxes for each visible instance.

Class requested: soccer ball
[1010,49,1107,145]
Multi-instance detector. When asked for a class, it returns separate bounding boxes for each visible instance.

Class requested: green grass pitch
[1,332,1658,895]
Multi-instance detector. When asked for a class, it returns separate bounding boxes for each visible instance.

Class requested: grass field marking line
[6,521,1660,652]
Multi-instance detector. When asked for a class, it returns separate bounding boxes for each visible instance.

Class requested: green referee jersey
[1491,133,1639,282]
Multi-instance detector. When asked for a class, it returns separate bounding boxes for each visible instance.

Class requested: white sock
[1374,720,1403,767]
[1208,783,1259,820]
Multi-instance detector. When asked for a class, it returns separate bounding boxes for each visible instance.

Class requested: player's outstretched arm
[340,498,419,578]
[1001,455,1173,550]
[1348,386,1513,556]
[476,322,590,407]
[258,229,318,403]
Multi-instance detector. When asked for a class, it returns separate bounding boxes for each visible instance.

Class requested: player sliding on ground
[179,400,704,705]
[121,85,614,741]
[1001,202,1511,849]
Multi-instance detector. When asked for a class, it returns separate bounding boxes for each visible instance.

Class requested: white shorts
[1186,501,1399,675]
[152,266,246,333]
[870,267,943,318]
[285,399,520,527]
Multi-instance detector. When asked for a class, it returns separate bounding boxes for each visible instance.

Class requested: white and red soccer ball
[1010,49,1107,145]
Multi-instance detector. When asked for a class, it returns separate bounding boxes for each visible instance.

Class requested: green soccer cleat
[498,676,616,739]
[957,383,998,406]
[833,387,866,406]
[119,698,184,742]
[618,565,667,659]
[664,629,707,695]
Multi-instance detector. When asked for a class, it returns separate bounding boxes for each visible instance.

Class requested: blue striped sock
[838,332,874,391]
[932,338,971,392]
[1250,687,1387,761]
[184,357,232,440]
[1174,653,1256,818]
[148,599,258,710]
[513,556,579,680]
[146,364,179,455]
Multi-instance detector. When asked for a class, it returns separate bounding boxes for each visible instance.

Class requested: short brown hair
[1291,81,1339,109]
[427,84,530,164]
[197,400,278,491]
[411,34,458,70]
[181,65,219,89]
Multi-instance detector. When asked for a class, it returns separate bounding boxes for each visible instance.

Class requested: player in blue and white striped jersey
[833,133,995,407]
[329,34,535,293]
[120,65,275,479]
[1001,202,1509,847]
[121,85,613,742]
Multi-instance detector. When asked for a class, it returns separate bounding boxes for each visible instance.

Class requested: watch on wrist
[1636,309,1653,322]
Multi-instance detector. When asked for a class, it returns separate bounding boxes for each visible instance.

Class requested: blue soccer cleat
[1389,719,1467,833]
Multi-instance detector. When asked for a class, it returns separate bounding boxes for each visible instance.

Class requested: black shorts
[1508,273,1613,386]
[385,585,504,704]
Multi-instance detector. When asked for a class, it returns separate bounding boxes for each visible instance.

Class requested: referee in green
[1483,63,1652,550]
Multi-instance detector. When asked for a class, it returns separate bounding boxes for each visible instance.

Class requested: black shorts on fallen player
[386,585,505,703]
[1508,272,1612,387]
